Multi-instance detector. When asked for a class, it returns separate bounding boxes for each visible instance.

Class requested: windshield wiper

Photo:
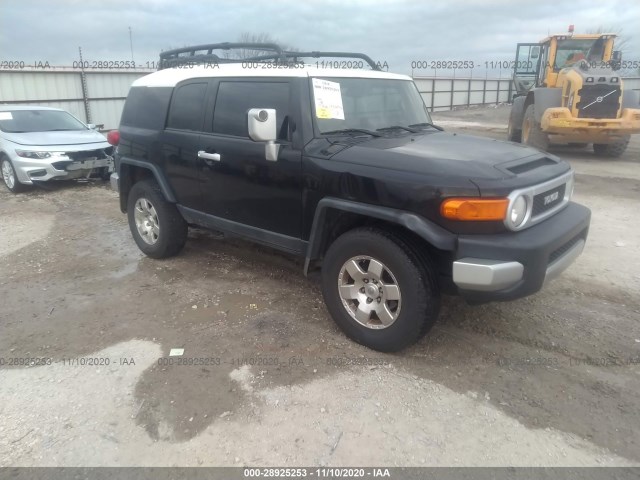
[321,128,382,137]
[408,122,444,131]
[376,125,419,133]
[45,128,79,131]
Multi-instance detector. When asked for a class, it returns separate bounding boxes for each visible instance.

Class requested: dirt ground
[1,108,639,467]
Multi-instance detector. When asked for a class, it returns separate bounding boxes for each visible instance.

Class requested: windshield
[0,109,88,133]
[311,77,432,135]
[554,39,600,70]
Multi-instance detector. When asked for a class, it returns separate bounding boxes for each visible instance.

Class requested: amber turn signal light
[440,198,508,221]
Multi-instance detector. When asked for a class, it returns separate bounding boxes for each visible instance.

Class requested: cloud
[1,0,638,75]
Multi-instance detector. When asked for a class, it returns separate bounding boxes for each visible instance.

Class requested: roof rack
[256,51,382,71]
[158,43,382,71]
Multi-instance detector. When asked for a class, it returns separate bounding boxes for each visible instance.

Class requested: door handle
[198,151,221,162]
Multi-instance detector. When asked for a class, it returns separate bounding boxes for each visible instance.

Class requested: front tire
[321,228,440,352]
[127,179,188,258]
[522,104,549,151]
[1,157,27,193]
[593,136,630,158]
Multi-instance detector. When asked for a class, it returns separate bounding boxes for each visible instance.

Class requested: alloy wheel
[1,160,16,189]
[337,255,402,329]
[134,197,160,245]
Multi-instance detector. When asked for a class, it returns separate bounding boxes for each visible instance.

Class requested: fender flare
[621,89,640,109]
[303,197,456,275]
[529,88,562,122]
[118,157,177,203]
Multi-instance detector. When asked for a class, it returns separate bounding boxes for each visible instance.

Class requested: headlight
[15,150,67,159]
[15,150,51,159]
[566,175,575,200]
[509,195,527,227]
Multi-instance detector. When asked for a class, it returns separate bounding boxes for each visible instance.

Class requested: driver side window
[212,81,291,140]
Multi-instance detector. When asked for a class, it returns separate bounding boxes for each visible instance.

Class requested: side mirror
[248,108,279,161]
[531,46,540,59]
[87,123,97,130]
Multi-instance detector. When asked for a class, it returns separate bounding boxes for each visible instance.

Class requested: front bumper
[13,155,113,184]
[541,107,640,142]
[452,202,591,303]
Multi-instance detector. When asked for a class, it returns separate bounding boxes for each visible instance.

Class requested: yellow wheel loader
[507,29,640,157]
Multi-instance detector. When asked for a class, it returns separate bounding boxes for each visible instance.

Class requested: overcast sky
[1,0,639,76]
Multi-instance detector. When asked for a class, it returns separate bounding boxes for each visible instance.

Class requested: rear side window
[167,82,208,131]
[213,81,290,138]
[120,87,172,129]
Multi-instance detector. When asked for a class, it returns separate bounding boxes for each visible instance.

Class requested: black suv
[110,43,591,352]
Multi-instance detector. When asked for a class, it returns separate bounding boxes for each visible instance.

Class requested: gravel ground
[0,109,639,467]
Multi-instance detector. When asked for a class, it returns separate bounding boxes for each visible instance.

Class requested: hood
[1,129,109,147]
[330,131,550,180]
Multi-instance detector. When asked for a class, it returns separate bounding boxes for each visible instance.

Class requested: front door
[198,79,302,241]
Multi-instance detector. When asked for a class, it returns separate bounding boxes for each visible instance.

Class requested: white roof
[132,63,412,87]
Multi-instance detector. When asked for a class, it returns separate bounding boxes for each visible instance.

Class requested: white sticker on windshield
[0,112,13,120]
[312,79,345,120]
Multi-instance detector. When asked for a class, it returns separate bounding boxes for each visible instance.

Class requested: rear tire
[127,179,188,258]
[321,228,440,352]
[593,136,630,158]
[1,157,27,193]
[568,143,588,148]
[522,104,549,151]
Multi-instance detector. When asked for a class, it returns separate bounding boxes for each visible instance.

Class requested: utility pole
[78,47,91,123]
[129,27,134,61]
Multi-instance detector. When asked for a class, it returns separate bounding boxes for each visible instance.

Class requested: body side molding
[177,205,308,256]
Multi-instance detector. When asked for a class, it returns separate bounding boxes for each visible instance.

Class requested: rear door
[161,79,211,210]
[197,78,303,242]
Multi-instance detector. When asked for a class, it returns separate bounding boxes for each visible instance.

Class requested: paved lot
[1,108,639,466]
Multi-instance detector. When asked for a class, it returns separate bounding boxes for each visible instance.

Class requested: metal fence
[413,75,640,112]
[0,68,153,130]
[2,69,639,127]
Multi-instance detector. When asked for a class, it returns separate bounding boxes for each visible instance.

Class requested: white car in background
[0,106,114,193]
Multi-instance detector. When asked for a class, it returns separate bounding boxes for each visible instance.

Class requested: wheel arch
[118,157,176,213]
[304,198,456,276]
[0,151,27,191]
[621,89,640,109]
[527,88,562,123]
[509,95,527,133]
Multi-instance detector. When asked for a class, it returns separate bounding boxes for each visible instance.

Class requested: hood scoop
[503,157,557,175]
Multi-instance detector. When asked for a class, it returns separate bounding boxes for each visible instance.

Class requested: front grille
[576,84,621,119]
[52,161,71,170]
[549,234,584,264]
[532,183,566,217]
[65,149,108,161]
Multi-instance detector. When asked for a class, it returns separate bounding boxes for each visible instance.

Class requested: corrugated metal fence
[414,76,640,112]
[0,68,153,130]
[2,69,639,127]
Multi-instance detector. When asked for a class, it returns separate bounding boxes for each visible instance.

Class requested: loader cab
[513,34,617,96]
